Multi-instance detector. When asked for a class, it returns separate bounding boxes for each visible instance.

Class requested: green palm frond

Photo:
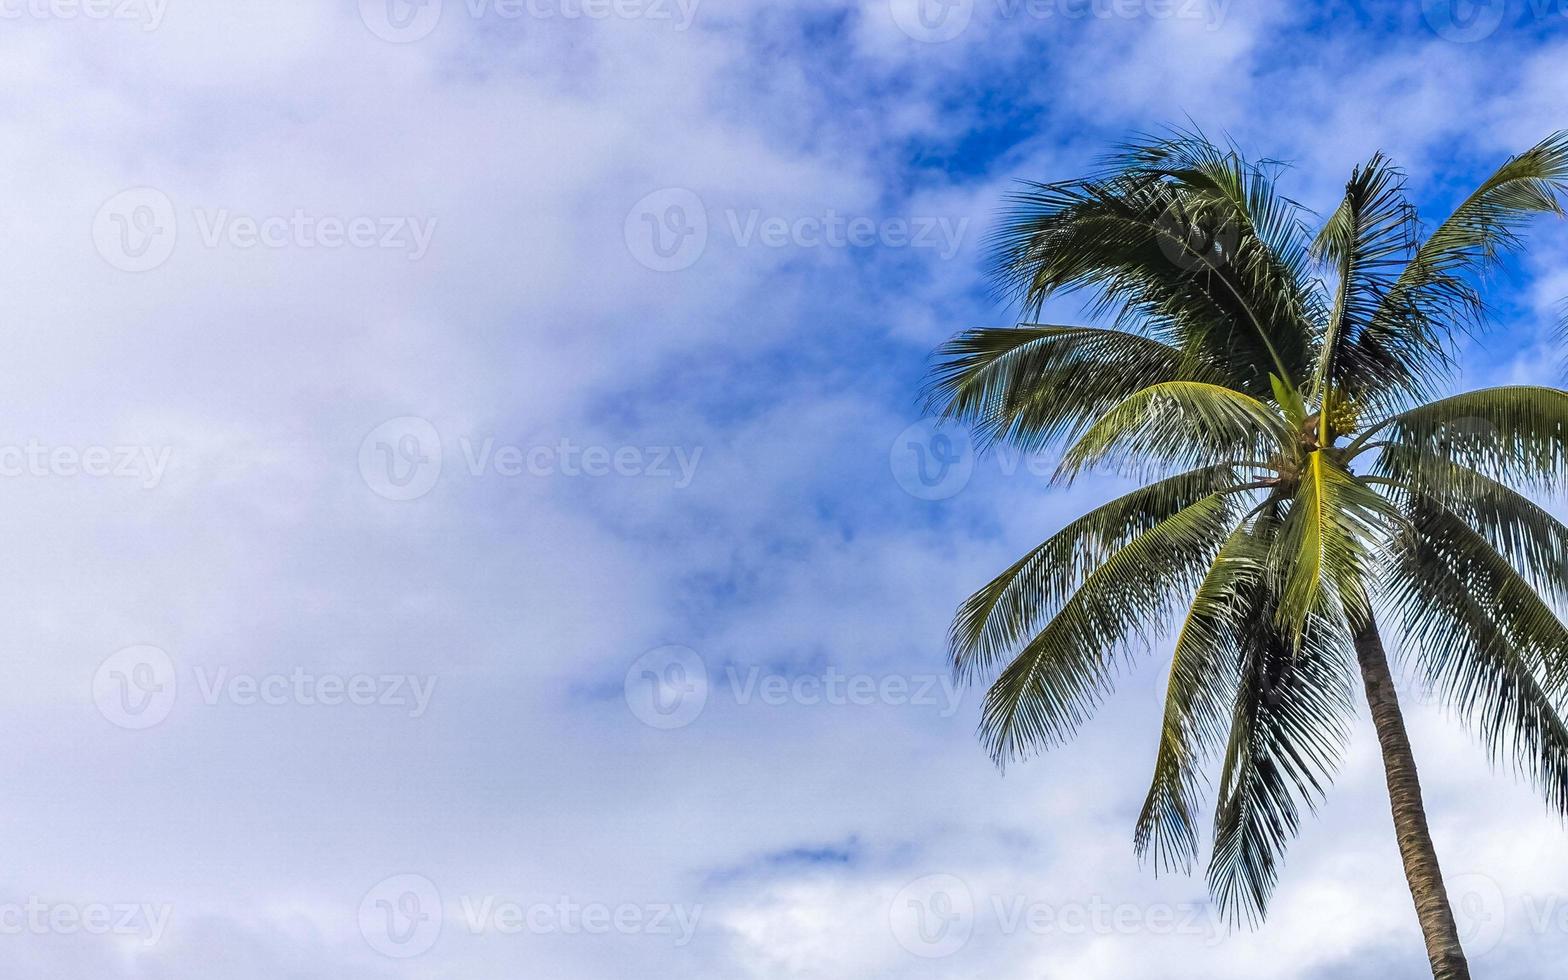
[979,492,1245,764]
[1356,386,1568,492]
[1387,500,1568,813]
[989,131,1318,397]
[1209,608,1355,925]
[924,325,1211,453]
[1136,524,1267,875]
[1310,154,1418,422]
[1057,381,1290,482]
[951,465,1249,684]
[1359,132,1568,410]
[1273,452,1400,637]
[1376,445,1568,603]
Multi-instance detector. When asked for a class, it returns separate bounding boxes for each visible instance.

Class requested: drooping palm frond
[1208,606,1356,926]
[1375,444,1568,603]
[1136,523,1268,875]
[923,325,1213,453]
[1386,499,1568,813]
[951,464,1249,684]
[1355,386,1568,493]
[979,492,1246,765]
[1057,382,1290,483]
[988,136,1319,398]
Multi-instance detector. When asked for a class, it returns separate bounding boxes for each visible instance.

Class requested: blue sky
[4,0,1568,977]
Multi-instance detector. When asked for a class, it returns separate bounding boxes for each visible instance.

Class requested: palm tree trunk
[1353,616,1471,980]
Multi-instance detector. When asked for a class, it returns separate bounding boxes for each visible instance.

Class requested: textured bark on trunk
[1353,617,1471,980]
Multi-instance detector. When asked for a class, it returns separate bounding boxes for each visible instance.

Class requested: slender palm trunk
[1353,617,1470,980]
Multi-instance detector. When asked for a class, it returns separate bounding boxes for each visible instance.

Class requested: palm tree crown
[926,129,1568,942]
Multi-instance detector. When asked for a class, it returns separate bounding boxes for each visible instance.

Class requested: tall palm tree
[925,130,1568,979]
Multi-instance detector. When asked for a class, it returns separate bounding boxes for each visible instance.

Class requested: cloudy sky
[3,0,1568,976]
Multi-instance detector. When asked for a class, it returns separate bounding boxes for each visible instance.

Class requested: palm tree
[925,130,1568,979]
